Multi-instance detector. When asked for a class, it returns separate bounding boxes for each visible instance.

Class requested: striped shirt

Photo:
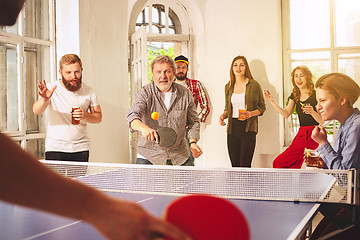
[127,81,200,165]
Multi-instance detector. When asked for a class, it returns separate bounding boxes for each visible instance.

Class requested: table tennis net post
[42,160,358,205]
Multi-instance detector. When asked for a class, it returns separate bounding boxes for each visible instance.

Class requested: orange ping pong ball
[151,112,159,120]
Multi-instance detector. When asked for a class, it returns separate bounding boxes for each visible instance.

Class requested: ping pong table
[0,161,357,240]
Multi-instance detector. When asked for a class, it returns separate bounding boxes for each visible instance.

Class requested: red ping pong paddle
[157,127,177,147]
[163,194,250,240]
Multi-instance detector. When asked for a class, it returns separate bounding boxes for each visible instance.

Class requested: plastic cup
[238,109,246,120]
[72,107,80,125]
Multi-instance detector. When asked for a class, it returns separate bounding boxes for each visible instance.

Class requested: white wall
[64,0,285,166]
[55,0,80,73]
[78,0,130,163]
[194,0,284,167]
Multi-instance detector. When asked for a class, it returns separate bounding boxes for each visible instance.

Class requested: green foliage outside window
[147,47,174,83]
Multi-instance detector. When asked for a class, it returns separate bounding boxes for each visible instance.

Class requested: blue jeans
[136,157,194,166]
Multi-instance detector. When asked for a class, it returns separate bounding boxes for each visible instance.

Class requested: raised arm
[0,132,189,240]
[33,80,57,115]
[263,89,294,118]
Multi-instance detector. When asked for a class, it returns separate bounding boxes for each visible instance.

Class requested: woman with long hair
[264,65,324,168]
[219,56,266,167]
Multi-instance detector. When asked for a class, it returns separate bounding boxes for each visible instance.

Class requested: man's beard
[62,76,82,92]
[175,72,187,80]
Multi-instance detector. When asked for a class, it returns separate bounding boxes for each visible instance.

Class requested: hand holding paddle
[138,125,176,147]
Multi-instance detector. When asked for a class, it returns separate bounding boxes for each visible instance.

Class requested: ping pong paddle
[163,194,250,240]
[157,127,176,147]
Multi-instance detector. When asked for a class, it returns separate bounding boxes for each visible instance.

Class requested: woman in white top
[219,56,266,167]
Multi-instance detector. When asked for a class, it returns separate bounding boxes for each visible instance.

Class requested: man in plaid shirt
[174,55,210,165]
[174,55,210,123]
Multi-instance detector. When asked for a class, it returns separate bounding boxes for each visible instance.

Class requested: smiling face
[316,88,343,122]
[59,62,82,92]
[293,68,307,89]
[152,62,174,92]
[232,59,246,77]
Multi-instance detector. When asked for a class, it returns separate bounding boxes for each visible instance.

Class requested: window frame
[282,0,360,146]
[0,0,56,157]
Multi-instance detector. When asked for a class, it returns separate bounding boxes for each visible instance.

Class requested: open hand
[37,80,56,100]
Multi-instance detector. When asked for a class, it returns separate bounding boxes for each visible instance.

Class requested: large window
[0,0,55,158]
[282,0,360,145]
[135,3,185,83]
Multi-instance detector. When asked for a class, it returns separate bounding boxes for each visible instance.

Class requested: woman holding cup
[219,56,266,167]
[264,65,324,168]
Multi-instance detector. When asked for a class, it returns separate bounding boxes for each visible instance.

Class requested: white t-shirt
[160,91,173,110]
[44,80,100,152]
[231,93,246,118]
[175,80,187,88]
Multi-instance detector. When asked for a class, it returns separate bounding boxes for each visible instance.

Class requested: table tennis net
[42,160,358,204]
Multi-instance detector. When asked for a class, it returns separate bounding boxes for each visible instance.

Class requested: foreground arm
[0,132,189,240]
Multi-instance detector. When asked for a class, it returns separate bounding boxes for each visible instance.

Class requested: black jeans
[45,151,89,178]
[227,119,256,167]
[45,151,89,162]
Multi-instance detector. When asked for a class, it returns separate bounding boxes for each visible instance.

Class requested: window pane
[26,138,45,159]
[152,6,159,23]
[0,43,18,132]
[136,10,143,24]
[291,52,331,79]
[169,8,180,34]
[0,23,18,34]
[338,53,360,107]
[290,0,330,49]
[23,0,50,40]
[152,25,160,33]
[145,6,149,23]
[161,11,166,25]
[24,43,50,134]
[335,0,360,47]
